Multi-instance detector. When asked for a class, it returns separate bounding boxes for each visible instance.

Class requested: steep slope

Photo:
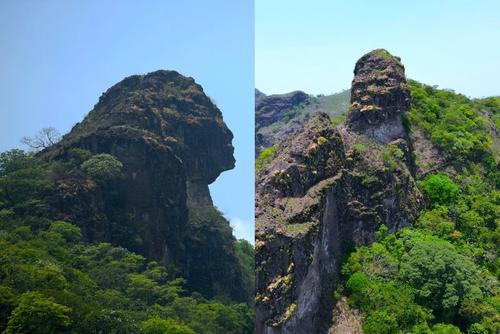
[27,70,247,301]
[255,49,423,333]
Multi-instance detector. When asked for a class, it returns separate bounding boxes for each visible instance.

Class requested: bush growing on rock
[81,153,123,180]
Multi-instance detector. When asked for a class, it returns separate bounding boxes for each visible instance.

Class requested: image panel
[255,1,499,333]
[0,1,254,333]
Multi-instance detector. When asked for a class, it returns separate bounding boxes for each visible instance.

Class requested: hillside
[0,71,254,333]
[255,49,499,334]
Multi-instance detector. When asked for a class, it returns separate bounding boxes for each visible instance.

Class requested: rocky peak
[255,90,310,155]
[63,70,235,184]
[44,70,246,301]
[256,90,309,130]
[346,49,411,144]
[255,88,266,100]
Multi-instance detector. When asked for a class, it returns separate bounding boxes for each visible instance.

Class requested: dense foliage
[342,84,499,334]
[407,81,493,162]
[0,149,254,334]
[420,174,459,207]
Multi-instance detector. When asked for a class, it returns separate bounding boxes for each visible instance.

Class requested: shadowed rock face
[347,49,411,144]
[43,70,246,301]
[255,50,422,333]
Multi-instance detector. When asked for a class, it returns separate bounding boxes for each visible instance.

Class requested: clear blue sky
[0,1,254,242]
[257,0,500,98]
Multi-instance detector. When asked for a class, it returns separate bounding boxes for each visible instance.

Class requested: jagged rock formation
[255,89,350,155]
[256,90,309,130]
[42,70,247,301]
[255,50,423,333]
[256,91,310,154]
[347,49,411,144]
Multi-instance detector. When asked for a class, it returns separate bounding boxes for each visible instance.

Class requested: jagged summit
[346,49,411,144]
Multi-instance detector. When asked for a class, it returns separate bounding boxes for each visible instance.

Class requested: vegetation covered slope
[340,82,499,334]
[0,70,254,333]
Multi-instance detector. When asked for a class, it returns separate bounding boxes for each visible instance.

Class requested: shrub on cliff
[81,153,123,180]
[256,146,276,171]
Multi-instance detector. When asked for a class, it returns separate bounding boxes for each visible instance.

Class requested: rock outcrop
[255,89,351,157]
[43,70,247,301]
[256,91,310,154]
[255,50,422,333]
[256,90,309,130]
[347,49,411,144]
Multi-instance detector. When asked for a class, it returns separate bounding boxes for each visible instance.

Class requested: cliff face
[347,49,411,144]
[43,70,247,301]
[255,50,423,333]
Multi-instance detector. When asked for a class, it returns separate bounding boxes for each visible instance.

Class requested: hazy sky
[0,1,254,242]
[256,0,500,98]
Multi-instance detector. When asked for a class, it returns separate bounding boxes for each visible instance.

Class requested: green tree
[0,149,29,176]
[363,309,398,334]
[142,318,195,334]
[399,239,482,319]
[416,206,455,239]
[48,221,82,244]
[421,174,459,207]
[4,292,71,334]
[0,285,16,331]
[234,239,254,301]
[431,323,461,334]
[468,323,488,334]
[256,146,276,171]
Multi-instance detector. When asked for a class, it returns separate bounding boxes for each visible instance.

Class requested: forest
[0,148,254,334]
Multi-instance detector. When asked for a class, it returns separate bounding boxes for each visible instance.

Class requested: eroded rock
[347,49,411,144]
[255,50,422,333]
